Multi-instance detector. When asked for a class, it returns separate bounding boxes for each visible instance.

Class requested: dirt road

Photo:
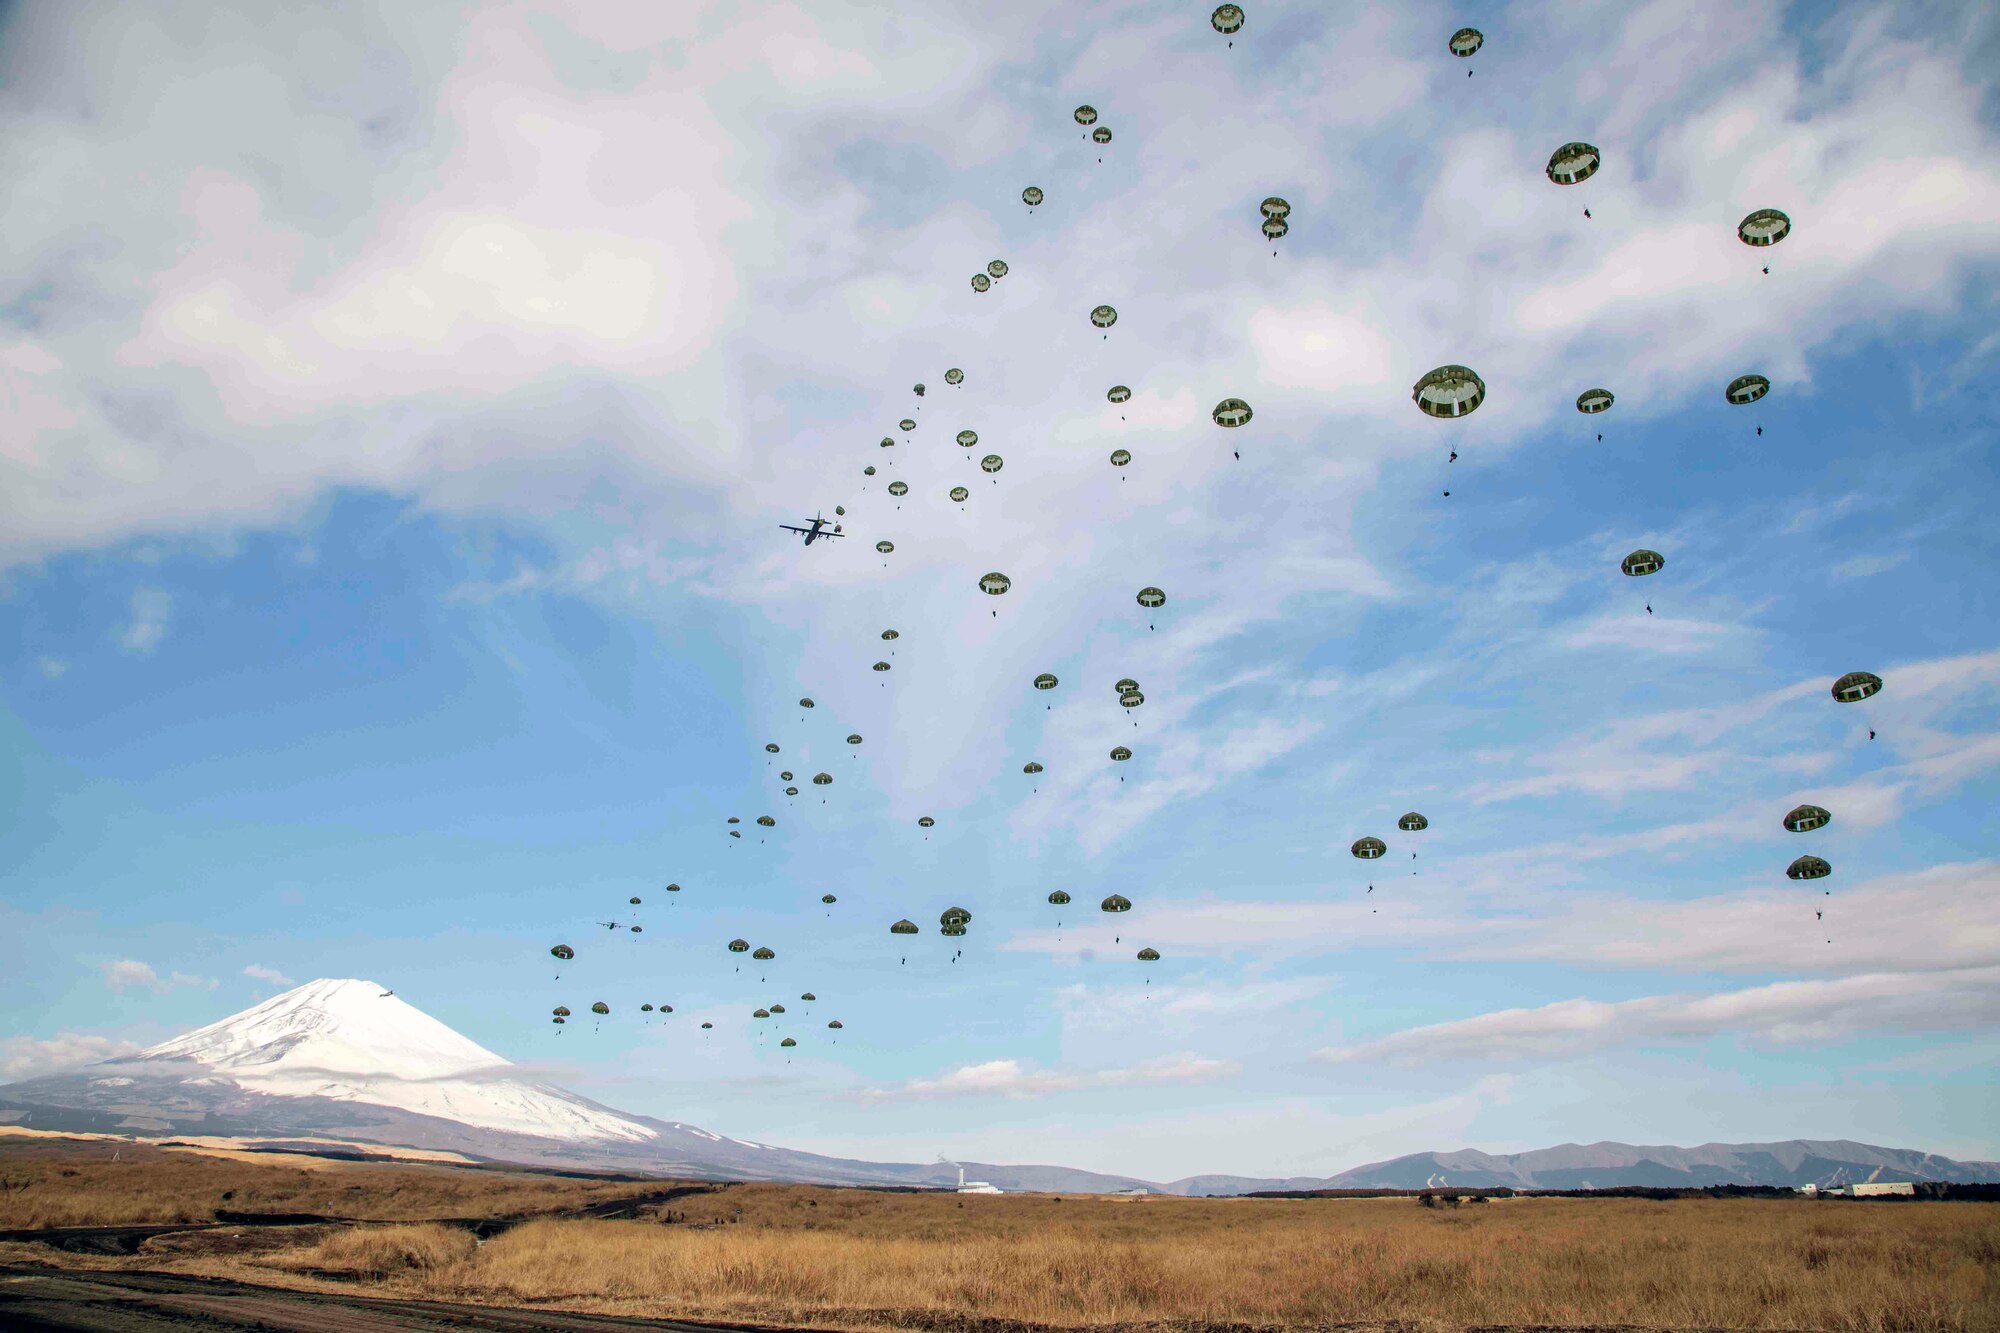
[0,1266,832,1332]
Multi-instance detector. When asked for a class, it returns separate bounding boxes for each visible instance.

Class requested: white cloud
[116,588,172,655]
[1318,966,2000,1067]
[242,964,294,988]
[0,1033,143,1081]
[101,960,215,994]
[855,1053,1237,1102]
[36,656,68,679]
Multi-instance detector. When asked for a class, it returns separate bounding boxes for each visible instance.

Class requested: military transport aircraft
[780,514,844,545]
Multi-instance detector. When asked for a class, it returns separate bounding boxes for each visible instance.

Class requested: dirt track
[0,1266,836,1332]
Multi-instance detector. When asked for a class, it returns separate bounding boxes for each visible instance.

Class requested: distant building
[1850,1181,1916,1197]
[1109,1187,1152,1197]
[953,1166,1002,1194]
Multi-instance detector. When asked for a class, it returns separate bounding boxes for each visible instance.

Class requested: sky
[3,0,1999,1184]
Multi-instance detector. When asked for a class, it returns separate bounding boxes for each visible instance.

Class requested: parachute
[1787,855,1832,881]
[729,939,750,953]
[1413,365,1486,418]
[1091,305,1118,329]
[1120,690,1144,709]
[980,572,1012,595]
[864,465,876,475]
[1115,678,1140,694]
[941,907,972,927]
[701,1021,713,1029]
[1034,673,1059,690]
[1137,947,1161,961]
[880,437,895,449]
[1023,186,1044,207]
[1110,449,1132,467]
[941,922,967,937]
[553,1006,571,1017]
[665,883,681,893]
[1726,373,1770,405]
[553,1016,565,1025]
[1449,26,1483,56]
[1092,126,1112,145]
[780,1037,797,1048]
[1260,197,1291,220]
[899,418,916,433]
[847,734,863,745]
[800,698,815,709]
[950,486,970,502]
[1101,894,1132,913]
[629,896,642,905]
[1621,549,1665,577]
[877,540,895,554]
[1074,105,1098,127]
[822,893,837,903]
[1398,812,1429,832]
[1738,209,1791,247]
[1110,745,1132,761]
[1262,217,1287,241]
[757,815,776,827]
[945,368,964,385]
[784,786,798,796]
[780,771,793,781]
[813,772,833,784]
[913,384,924,397]
[972,273,991,293]
[1108,385,1131,404]
[641,1003,654,1012]
[591,1002,610,1015]
[1576,388,1615,414]
[1546,142,1602,185]
[918,816,935,827]
[753,946,775,960]
[658,1004,672,1014]
[1784,804,1832,833]
[891,919,919,934]
[801,992,816,1001]
[630,925,642,933]
[981,454,1004,473]
[1048,890,1072,905]
[872,660,891,672]
[1211,4,1245,36]
[957,430,979,448]
[888,481,909,496]
[828,1020,843,1029]
[1024,761,1044,774]
[551,945,574,961]
[754,1008,770,1019]
[1137,586,1165,609]
[988,260,1009,280]
[1832,671,1882,703]
[770,1003,786,1014]
[765,743,780,753]
[1351,836,1387,859]
[882,629,899,640]
[1212,398,1252,427]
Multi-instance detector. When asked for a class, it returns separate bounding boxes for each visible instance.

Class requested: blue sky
[3,0,1999,1181]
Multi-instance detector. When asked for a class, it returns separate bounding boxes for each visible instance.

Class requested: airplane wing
[818,530,844,538]
[779,525,812,534]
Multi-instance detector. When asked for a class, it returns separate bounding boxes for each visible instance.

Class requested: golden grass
[291,1223,480,1279]
[0,1137,677,1228]
[280,1197,2000,1331]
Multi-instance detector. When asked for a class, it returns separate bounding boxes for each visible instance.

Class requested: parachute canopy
[945,368,964,385]
[828,1020,843,1029]
[1351,836,1387,859]
[1738,208,1791,247]
[1726,373,1771,405]
[876,540,894,553]
[1023,186,1044,207]
[888,480,909,496]
[1546,142,1601,185]
[1091,305,1119,329]
[1262,217,1288,240]
[1115,678,1140,694]
[1832,671,1883,703]
[1576,388,1616,414]
[1102,894,1132,912]
[1398,812,1430,831]
[988,260,1009,279]
[754,1008,769,1018]
[553,1006,570,1017]
[765,743,780,753]
[1108,384,1131,404]
[592,1002,610,1015]
[942,922,967,937]
[950,484,970,503]
[899,418,916,433]
[753,946,775,960]
[780,1037,797,1047]
[981,454,1004,473]
[1621,549,1665,577]
[891,919,919,934]
[972,273,991,293]
[1211,4,1245,35]
[757,815,776,827]
[1074,105,1098,127]
[1413,365,1486,419]
[1049,890,1072,905]
[1092,127,1112,145]
[941,907,972,927]
[1120,690,1144,708]
[1212,398,1253,427]
[1137,947,1161,961]
[641,1003,653,1012]
[801,992,816,1001]
[551,944,574,961]
[800,698,814,709]
[1787,855,1832,881]
[980,572,1012,595]
[1110,745,1132,761]
[872,661,891,672]
[1259,196,1291,219]
[955,429,979,449]
[1024,761,1044,774]
[918,815,935,827]
[1784,804,1833,833]
[729,939,750,953]
[1110,449,1132,466]
[814,771,834,784]
[770,1003,786,1014]
[1034,672,1059,690]
[847,734,863,745]
[1449,26,1483,56]
[822,893,838,903]
[1137,586,1165,608]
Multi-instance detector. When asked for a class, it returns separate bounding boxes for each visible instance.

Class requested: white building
[1850,1181,1916,1197]
[954,1166,1002,1194]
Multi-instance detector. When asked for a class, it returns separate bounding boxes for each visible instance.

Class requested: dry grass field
[0,1134,671,1228]
[5,1142,1997,1330]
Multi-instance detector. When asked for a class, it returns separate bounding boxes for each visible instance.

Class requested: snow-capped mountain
[137,979,654,1144]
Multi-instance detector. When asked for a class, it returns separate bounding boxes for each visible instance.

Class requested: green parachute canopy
[822,893,837,903]
[1023,186,1044,207]
[813,771,833,784]
[1110,745,1132,761]
[591,1001,610,1015]
[1784,804,1832,833]
[980,572,1012,595]
[1621,549,1665,577]
[1137,586,1165,608]
[1211,4,1245,35]
[1726,373,1770,405]
[1413,365,1486,418]
[1787,855,1832,881]
[765,743,780,753]
[872,660,891,672]
[882,629,899,640]
[957,429,978,448]
[987,259,1009,279]
[1024,761,1044,774]
[942,922,967,937]
[1048,890,1072,905]
[1449,27,1483,56]
[757,815,776,827]
[1034,672,1059,690]
[551,944,574,960]
[1546,142,1601,185]
[888,480,909,496]
[876,540,894,554]
[918,815,935,827]
[945,367,964,385]
[1074,105,1098,127]
[1108,385,1131,403]
[828,1020,843,1029]
[1111,448,1132,467]
[1115,678,1140,694]
[981,454,1004,473]
[972,273,991,293]
[1137,947,1161,961]
[1263,217,1288,241]
[729,938,750,953]
[770,1003,785,1014]
[1092,126,1112,145]
[1351,836,1387,859]
[780,1037,796,1047]
[1212,398,1253,427]
[1738,208,1791,247]
[950,486,970,502]
[1832,671,1882,703]
[847,734,863,745]
[941,907,972,927]
[553,1006,570,1017]
[899,418,916,432]
[1398,812,1429,831]
[1120,690,1144,709]
[1102,893,1132,912]
[1259,196,1291,219]
[891,918,919,934]
[753,946,775,960]
[1576,388,1615,414]
[1091,305,1118,329]
[641,1003,653,1012]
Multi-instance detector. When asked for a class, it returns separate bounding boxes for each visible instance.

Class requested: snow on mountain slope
[141,978,655,1144]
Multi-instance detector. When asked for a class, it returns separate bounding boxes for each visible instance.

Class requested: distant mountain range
[3,980,1992,1193]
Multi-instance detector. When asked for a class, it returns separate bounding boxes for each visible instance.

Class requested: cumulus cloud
[242,964,294,988]
[855,1053,1237,1102]
[1318,966,2000,1067]
[0,1033,144,1081]
[115,588,172,655]
[101,960,215,993]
